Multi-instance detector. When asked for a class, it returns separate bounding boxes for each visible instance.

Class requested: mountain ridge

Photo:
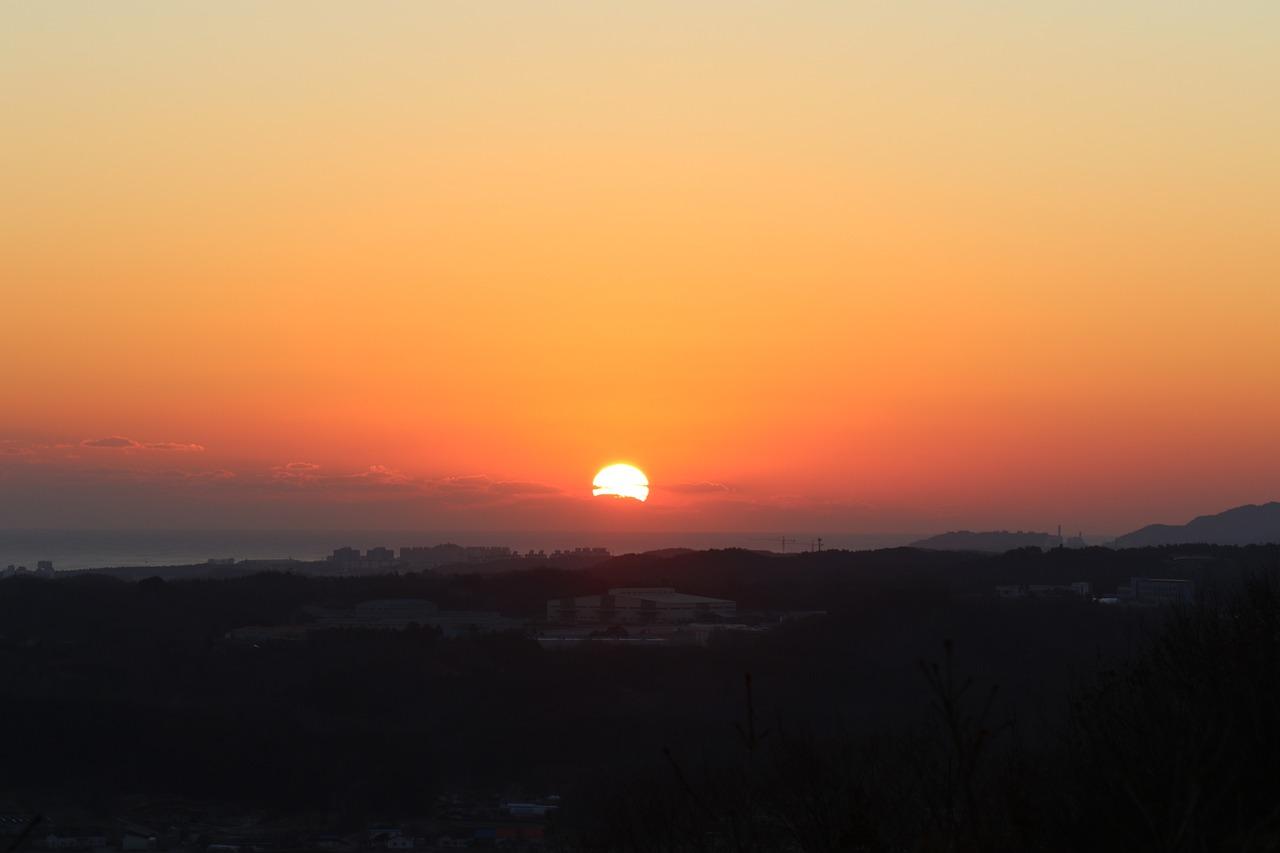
[1114,501,1280,547]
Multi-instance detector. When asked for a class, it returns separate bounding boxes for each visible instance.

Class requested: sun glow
[592,463,650,502]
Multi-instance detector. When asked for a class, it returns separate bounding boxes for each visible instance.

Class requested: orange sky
[2,3,1278,534]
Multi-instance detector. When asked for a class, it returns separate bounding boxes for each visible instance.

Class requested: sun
[592,463,650,502]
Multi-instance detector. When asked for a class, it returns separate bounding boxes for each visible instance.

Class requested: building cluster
[327,547,400,572]
[326,544,612,574]
[225,599,518,644]
[995,577,1195,606]
[0,817,153,853]
[548,587,737,625]
[996,582,1092,600]
[398,544,516,569]
[502,548,611,564]
[1,793,560,852]
[348,817,550,851]
[225,585,789,649]
[546,547,610,561]
[1052,529,1089,549]
[536,587,772,648]
[1,560,55,579]
[1112,576,1194,606]
[311,599,518,638]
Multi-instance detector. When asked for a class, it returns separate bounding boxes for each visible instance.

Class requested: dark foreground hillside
[0,545,1275,851]
[563,570,1280,852]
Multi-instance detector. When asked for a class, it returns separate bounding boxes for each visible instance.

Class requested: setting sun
[592,464,650,503]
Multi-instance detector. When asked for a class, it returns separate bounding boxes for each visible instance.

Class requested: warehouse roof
[606,587,734,605]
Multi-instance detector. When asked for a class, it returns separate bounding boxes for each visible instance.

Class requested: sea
[0,529,923,572]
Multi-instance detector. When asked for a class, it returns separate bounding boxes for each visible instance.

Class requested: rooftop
[606,587,734,605]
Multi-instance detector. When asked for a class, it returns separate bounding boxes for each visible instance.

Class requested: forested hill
[910,530,1059,551]
[1115,501,1280,547]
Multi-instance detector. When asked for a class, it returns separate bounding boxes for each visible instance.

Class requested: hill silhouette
[1114,501,1280,547]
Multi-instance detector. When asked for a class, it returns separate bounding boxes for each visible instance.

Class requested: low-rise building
[227,599,519,643]
[1117,577,1194,606]
[504,803,558,818]
[995,582,1091,600]
[1,563,55,580]
[43,834,107,851]
[115,821,160,852]
[0,815,37,838]
[223,625,310,644]
[314,600,518,637]
[547,587,736,626]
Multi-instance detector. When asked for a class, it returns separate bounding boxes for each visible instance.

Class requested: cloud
[440,474,492,488]
[271,462,321,480]
[81,436,204,452]
[418,474,565,506]
[351,465,411,485]
[82,436,140,449]
[489,480,561,495]
[666,481,733,495]
[267,462,416,495]
[185,469,237,482]
[432,475,559,496]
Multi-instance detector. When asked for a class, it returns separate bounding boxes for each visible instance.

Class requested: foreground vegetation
[0,545,1274,851]
[563,570,1280,852]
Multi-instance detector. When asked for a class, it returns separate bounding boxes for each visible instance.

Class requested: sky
[2,2,1279,536]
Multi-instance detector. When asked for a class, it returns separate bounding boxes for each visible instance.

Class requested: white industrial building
[226,599,518,643]
[1117,577,1194,606]
[996,582,1092,600]
[547,587,736,626]
[315,599,518,637]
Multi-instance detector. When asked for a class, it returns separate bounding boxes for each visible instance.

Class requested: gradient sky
[3,2,1278,535]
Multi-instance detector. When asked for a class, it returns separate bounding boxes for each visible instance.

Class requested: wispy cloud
[666,481,733,495]
[82,436,140,448]
[429,475,561,498]
[359,464,410,484]
[184,469,236,482]
[272,461,322,478]
[80,436,204,452]
[489,480,560,495]
[143,441,206,452]
[267,462,416,495]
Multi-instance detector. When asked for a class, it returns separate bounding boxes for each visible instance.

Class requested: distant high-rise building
[399,544,515,568]
[328,546,361,567]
